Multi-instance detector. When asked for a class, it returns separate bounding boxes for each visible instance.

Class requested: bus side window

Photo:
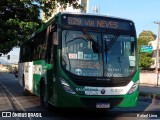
[47,31,55,63]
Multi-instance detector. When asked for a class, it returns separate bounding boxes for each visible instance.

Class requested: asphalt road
[0,73,160,120]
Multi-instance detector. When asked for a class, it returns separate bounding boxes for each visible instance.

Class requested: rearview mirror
[53,32,59,45]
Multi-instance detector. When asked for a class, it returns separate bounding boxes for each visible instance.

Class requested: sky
[1,0,160,63]
[89,0,160,36]
[0,48,20,64]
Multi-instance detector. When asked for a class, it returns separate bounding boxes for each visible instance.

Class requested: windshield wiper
[66,37,87,45]
[105,34,120,51]
[64,30,88,45]
[82,28,100,53]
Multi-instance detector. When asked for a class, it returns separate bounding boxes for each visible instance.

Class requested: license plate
[96,103,110,108]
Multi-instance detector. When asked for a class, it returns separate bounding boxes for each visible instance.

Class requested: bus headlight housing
[128,80,139,94]
[60,78,76,95]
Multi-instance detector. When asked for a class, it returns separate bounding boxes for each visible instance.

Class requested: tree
[0,0,82,54]
[139,30,157,40]
[0,0,41,54]
[138,30,156,69]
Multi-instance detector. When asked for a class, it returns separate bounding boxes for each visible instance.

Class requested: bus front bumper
[55,89,139,108]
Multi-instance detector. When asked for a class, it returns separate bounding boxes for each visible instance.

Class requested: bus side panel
[33,60,46,96]
[24,62,33,92]
[117,66,140,107]
[18,62,33,93]
[18,63,24,87]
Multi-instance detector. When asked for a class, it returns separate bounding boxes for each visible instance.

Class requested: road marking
[0,82,34,120]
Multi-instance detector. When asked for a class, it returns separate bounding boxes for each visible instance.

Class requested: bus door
[46,26,57,102]
[24,62,33,92]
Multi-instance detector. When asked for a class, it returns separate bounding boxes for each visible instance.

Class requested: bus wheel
[23,75,31,96]
[24,89,31,96]
[40,80,52,111]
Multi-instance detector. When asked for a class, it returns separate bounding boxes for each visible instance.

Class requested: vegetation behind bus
[0,1,81,54]
[138,30,156,69]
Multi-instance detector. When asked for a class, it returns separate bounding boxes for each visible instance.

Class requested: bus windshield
[103,34,136,77]
[62,30,136,78]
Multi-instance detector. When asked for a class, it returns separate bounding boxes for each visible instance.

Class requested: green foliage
[40,0,83,19]
[139,52,154,69]
[138,30,156,69]
[0,0,82,54]
[139,30,157,41]
[0,0,41,54]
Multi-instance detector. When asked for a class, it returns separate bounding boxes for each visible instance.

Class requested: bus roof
[30,12,134,39]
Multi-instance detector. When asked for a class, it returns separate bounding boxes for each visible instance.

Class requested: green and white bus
[18,12,139,109]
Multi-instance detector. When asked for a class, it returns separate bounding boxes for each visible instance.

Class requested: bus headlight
[127,80,139,94]
[60,78,76,95]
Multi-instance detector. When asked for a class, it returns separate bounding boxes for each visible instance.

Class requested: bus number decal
[68,17,82,25]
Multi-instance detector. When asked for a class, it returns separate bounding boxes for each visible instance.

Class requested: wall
[140,72,160,86]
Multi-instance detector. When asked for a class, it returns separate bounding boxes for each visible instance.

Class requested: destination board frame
[61,14,133,30]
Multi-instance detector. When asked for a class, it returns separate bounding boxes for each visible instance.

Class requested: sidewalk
[139,84,160,99]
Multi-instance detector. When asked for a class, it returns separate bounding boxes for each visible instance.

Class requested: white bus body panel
[18,63,24,86]
[18,62,33,92]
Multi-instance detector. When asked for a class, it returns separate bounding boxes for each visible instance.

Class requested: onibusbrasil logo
[2,112,42,117]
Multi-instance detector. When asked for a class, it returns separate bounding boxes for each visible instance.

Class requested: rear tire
[22,75,31,96]
[23,89,31,96]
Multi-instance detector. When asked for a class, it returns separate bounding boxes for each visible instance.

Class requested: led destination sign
[62,15,132,30]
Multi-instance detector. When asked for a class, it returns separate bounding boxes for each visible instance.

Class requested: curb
[139,92,160,100]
